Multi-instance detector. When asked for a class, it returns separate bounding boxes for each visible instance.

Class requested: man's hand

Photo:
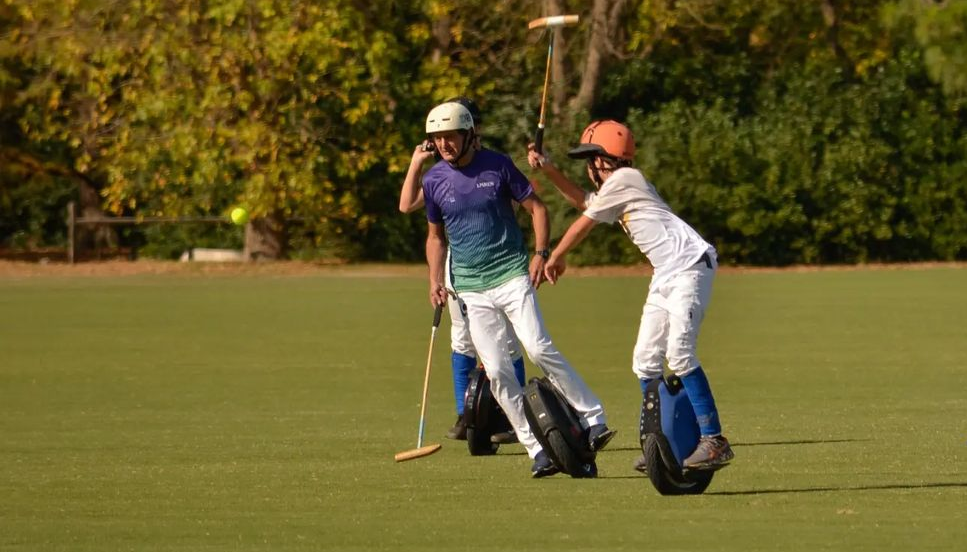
[544,254,567,285]
[429,282,448,308]
[527,143,552,170]
[529,255,547,289]
[412,142,436,166]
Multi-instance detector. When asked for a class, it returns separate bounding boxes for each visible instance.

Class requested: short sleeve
[582,179,625,225]
[423,177,443,224]
[503,157,534,203]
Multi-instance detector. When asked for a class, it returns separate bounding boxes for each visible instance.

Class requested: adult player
[399,97,524,445]
[422,101,615,477]
[526,120,734,471]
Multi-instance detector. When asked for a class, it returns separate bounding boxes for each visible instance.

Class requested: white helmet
[425,102,474,134]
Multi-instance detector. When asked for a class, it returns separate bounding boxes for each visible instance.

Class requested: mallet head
[527,14,579,30]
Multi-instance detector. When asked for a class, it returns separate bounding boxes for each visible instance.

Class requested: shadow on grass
[600,439,867,454]
[602,446,642,453]
[497,440,878,467]
[732,438,868,447]
[708,481,967,496]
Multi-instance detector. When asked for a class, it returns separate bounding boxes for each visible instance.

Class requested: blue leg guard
[680,367,722,436]
[452,352,477,416]
[513,356,526,387]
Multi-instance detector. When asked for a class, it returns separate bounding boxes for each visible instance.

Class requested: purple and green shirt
[423,149,533,293]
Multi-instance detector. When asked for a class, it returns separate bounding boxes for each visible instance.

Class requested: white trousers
[445,250,521,359]
[447,294,521,360]
[459,275,606,459]
[633,259,715,380]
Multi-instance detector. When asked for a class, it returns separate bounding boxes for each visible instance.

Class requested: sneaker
[490,430,519,445]
[682,435,734,470]
[587,424,616,452]
[445,416,467,440]
[531,450,560,478]
[632,455,648,475]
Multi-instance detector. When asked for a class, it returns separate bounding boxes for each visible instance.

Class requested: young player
[422,102,615,477]
[527,120,734,471]
[399,97,523,445]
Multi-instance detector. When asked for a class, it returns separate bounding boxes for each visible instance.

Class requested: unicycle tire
[522,377,597,478]
[463,368,509,456]
[546,429,597,478]
[466,427,498,456]
[642,434,713,495]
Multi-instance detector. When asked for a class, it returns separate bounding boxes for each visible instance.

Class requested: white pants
[448,294,521,359]
[446,251,521,359]
[633,260,715,380]
[459,275,606,459]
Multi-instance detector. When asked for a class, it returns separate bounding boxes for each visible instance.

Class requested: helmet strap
[587,160,605,188]
[587,155,622,188]
[450,130,475,167]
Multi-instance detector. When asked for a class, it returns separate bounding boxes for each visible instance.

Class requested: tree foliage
[1,0,966,264]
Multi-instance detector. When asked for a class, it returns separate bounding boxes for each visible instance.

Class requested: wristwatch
[535,249,550,260]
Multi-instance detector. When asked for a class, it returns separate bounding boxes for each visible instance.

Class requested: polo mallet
[528,14,580,154]
[394,304,444,462]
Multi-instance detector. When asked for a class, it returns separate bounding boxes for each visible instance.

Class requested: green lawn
[2,266,966,551]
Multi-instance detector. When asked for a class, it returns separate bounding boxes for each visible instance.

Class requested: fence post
[67,201,76,264]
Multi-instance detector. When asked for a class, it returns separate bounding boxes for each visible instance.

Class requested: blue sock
[680,367,722,436]
[452,352,477,416]
[639,378,653,401]
[512,356,526,386]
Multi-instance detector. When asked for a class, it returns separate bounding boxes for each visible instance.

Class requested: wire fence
[66,201,232,264]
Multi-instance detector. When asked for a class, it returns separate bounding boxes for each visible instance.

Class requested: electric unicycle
[639,375,717,495]
[522,377,597,478]
[462,367,514,456]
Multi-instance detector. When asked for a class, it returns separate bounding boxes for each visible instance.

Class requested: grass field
[2,264,966,551]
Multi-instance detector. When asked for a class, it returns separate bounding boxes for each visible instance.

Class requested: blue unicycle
[639,375,717,495]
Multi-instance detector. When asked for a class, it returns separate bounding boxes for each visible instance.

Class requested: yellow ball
[230,207,249,226]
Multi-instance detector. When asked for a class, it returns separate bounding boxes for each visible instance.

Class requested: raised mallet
[394,304,444,462]
[528,14,580,154]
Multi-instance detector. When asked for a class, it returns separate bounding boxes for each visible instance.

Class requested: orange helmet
[567,120,635,162]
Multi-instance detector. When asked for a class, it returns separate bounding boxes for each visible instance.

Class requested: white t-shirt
[583,167,714,289]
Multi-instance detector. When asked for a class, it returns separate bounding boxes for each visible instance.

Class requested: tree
[884,0,967,96]
[3,0,462,259]
[2,0,965,265]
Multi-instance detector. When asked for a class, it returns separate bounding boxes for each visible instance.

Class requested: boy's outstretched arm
[526,144,588,210]
[544,215,597,284]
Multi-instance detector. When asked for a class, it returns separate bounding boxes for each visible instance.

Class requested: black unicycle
[462,367,513,456]
[522,377,597,478]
